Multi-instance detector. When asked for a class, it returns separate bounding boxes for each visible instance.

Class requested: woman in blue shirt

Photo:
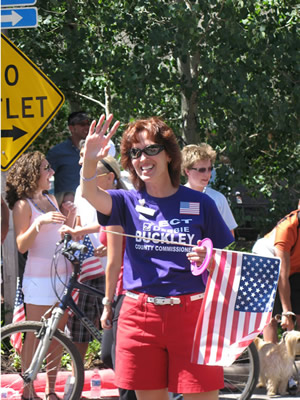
[81,115,234,400]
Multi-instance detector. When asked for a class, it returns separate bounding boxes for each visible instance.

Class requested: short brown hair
[6,151,45,209]
[120,117,182,190]
[181,143,216,177]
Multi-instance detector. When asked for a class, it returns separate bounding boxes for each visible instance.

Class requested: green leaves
[7,0,299,233]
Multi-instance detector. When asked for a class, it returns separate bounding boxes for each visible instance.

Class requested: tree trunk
[177,49,200,144]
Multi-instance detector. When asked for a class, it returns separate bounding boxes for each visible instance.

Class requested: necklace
[29,194,59,214]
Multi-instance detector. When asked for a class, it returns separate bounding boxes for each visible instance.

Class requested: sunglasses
[128,144,165,159]
[96,172,109,178]
[190,166,213,173]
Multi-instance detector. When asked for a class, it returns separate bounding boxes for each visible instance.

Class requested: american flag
[11,277,26,353]
[78,235,105,282]
[179,201,200,215]
[191,249,280,367]
[69,235,104,315]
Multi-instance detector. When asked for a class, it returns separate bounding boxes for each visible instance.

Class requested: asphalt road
[240,386,299,399]
[219,380,300,400]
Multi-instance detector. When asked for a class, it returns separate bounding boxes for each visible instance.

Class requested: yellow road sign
[1,33,64,171]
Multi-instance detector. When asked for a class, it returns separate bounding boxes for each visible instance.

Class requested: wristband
[282,311,296,318]
[80,168,97,182]
[102,297,112,307]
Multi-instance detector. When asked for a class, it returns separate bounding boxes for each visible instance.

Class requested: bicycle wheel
[1,321,84,400]
[219,342,260,400]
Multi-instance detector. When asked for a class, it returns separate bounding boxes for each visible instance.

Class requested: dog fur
[254,330,300,396]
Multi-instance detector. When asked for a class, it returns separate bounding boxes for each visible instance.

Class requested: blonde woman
[182,144,237,236]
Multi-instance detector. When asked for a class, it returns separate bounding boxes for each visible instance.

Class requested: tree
[8,0,299,233]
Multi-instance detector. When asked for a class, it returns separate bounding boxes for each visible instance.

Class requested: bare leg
[74,342,89,361]
[71,342,89,375]
[22,303,68,399]
[263,318,278,343]
[183,391,218,400]
[45,310,68,397]
[135,390,218,400]
[135,388,169,400]
[21,304,50,399]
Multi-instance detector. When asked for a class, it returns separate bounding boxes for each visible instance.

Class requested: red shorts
[115,292,223,393]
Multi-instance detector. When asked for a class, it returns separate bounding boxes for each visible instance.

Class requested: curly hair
[120,117,182,190]
[6,151,45,209]
[181,143,216,177]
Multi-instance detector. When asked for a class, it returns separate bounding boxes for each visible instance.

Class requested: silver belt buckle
[153,296,167,305]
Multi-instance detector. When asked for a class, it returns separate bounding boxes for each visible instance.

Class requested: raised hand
[84,114,120,163]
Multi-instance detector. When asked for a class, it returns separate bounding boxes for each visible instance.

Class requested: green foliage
[60,350,73,370]
[85,339,101,368]
[7,0,299,234]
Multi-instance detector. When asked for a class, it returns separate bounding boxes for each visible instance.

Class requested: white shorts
[22,275,69,306]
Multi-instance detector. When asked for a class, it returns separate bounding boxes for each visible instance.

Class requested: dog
[254,330,300,396]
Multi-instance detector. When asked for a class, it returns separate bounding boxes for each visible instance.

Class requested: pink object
[0,369,119,398]
[190,238,213,277]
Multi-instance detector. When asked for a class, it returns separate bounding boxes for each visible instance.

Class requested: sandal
[45,394,61,400]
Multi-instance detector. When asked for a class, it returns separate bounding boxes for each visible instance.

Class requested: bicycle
[1,234,259,400]
[1,234,103,399]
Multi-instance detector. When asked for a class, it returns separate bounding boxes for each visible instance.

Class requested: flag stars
[235,255,280,313]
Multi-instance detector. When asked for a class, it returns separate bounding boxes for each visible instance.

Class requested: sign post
[1,33,65,171]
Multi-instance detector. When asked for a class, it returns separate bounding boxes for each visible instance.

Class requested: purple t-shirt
[97,185,234,296]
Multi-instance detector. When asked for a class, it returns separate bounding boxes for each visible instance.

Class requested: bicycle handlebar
[60,234,88,256]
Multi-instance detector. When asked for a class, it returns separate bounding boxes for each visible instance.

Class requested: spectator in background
[55,191,75,217]
[1,195,9,244]
[181,144,237,236]
[5,151,76,400]
[64,140,118,264]
[60,155,126,363]
[1,195,9,304]
[252,209,300,339]
[252,209,300,394]
[47,111,116,194]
